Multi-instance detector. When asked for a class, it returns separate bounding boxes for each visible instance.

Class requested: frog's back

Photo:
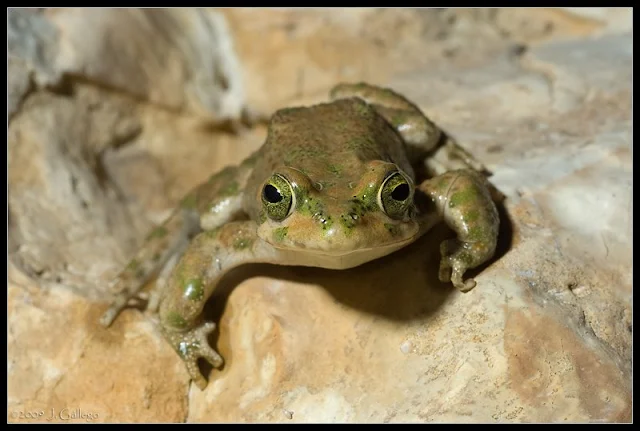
[247,98,413,202]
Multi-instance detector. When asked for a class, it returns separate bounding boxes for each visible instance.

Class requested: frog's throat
[265,234,421,270]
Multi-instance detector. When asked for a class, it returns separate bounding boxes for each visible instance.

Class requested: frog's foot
[163,321,223,390]
[99,290,149,327]
[419,169,500,293]
[438,239,478,292]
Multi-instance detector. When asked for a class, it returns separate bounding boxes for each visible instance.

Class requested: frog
[100,82,500,390]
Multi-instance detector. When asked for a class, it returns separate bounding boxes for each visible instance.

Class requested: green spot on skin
[392,112,410,128]
[283,146,327,166]
[165,312,188,330]
[436,178,449,191]
[204,227,221,239]
[354,101,372,117]
[126,259,140,272]
[181,194,197,210]
[384,223,401,237]
[273,227,288,242]
[316,215,334,233]
[296,189,326,218]
[458,250,475,265]
[219,180,240,197]
[339,214,356,235]
[233,237,254,250]
[346,137,375,152]
[147,226,168,240]
[327,164,342,176]
[241,151,260,168]
[467,226,485,242]
[183,279,204,302]
[351,183,379,215]
[449,188,479,208]
[464,209,481,223]
[208,166,235,185]
[332,120,349,132]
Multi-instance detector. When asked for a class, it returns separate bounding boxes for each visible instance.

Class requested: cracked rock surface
[8,8,631,423]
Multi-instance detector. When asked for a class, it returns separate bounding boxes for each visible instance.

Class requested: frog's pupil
[391,183,410,201]
[264,184,283,203]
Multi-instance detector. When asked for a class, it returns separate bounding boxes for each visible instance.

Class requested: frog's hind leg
[99,209,199,327]
[424,135,490,177]
[330,83,489,178]
[329,82,441,153]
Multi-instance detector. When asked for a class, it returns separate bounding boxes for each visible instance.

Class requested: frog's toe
[438,239,477,293]
[168,321,223,390]
[450,269,477,292]
[194,322,224,369]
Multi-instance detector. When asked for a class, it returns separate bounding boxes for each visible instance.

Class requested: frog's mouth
[267,235,420,270]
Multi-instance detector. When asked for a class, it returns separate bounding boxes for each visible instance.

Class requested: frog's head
[256,161,421,269]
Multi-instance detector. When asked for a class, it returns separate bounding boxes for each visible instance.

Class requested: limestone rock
[47,8,246,120]
[8,8,61,119]
[8,8,246,121]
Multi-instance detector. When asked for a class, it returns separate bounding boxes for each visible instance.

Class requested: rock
[7,265,189,423]
[47,8,246,120]
[8,8,61,86]
[8,87,143,298]
[8,8,61,119]
[7,8,631,424]
[8,8,246,121]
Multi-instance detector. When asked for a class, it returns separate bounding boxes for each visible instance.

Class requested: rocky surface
[8,8,632,423]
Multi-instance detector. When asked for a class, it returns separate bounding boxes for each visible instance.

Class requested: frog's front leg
[158,220,278,390]
[418,169,499,292]
[99,158,255,327]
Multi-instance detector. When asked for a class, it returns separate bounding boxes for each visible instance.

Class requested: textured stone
[8,8,61,86]
[7,264,188,423]
[7,8,631,424]
[8,88,143,298]
[7,8,61,119]
[47,8,246,120]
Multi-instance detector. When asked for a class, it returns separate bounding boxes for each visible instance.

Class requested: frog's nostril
[313,212,333,229]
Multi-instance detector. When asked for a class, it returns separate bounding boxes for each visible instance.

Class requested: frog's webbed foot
[419,169,500,293]
[162,321,223,390]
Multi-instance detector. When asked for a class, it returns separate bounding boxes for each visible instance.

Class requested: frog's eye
[262,174,295,221]
[378,171,413,219]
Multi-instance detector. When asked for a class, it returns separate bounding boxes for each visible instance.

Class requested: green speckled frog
[100,83,500,389]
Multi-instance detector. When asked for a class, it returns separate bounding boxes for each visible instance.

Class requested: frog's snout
[338,211,361,230]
